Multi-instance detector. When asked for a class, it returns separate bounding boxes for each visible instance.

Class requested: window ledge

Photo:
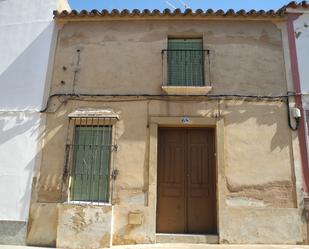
[65,201,112,206]
[161,86,212,95]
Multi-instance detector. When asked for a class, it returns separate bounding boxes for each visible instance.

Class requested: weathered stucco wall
[29,99,306,245]
[28,18,306,247]
[51,20,287,96]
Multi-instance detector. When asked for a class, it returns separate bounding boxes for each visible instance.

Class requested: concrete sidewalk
[112,245,309,249]
[112,244,309,249]
[0,246,52,249]
[1,245,309,249]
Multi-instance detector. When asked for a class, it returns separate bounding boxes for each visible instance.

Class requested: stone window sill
[65,201,112,206]
[161,85,212,95]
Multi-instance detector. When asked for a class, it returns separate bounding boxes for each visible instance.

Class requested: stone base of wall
[26,203,58,247]
[26,202,307,247]
[0,221,27,245]
[220,208,306,244]
[57,204,113,249]
[304,196,309,243]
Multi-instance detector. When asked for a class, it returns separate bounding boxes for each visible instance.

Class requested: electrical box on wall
[128,211,144,225]
[290,107,301,118]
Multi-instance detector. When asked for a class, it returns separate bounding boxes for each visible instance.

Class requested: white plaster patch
[226,197,265,207]
[127,192,147,205]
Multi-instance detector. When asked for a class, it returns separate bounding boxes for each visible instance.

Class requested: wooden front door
[156,128,217,234]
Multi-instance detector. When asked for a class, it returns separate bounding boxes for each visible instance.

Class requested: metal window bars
[63,116,118,205]
[161,49,211,87]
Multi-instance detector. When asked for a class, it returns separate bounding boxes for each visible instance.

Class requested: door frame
[148,116,224,238]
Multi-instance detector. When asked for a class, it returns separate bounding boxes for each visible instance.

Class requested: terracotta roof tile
[286,0,309,8]
[53,1,309,20]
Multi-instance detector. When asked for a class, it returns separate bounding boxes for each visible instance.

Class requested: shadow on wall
[0,22,54,110]
[0,112,40,221]
[34,99,293,203]
[24,99,295,245]
[149,99,291,152]
[222,100,290,152]
[0,113,38,144]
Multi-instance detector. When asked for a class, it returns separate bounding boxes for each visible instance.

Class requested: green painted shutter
[71,126,112,202]
[167,39,204,86]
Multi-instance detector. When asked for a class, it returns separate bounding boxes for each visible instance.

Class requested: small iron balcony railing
[161,49,211,87]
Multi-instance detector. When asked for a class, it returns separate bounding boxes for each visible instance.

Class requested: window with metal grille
[70,125,113,203]
[167,38,204,86]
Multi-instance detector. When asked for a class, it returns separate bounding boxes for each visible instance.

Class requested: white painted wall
[294,12,309,98]
[0,0,69,221]
[0,112,40,220]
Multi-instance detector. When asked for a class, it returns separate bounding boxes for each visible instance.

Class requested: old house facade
[26,5,309,248]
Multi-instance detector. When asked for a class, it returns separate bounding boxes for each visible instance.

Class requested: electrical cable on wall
[40,92,297,113]
[40,92,302,132]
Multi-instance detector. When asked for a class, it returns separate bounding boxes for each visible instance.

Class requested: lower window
[70,125,112,202]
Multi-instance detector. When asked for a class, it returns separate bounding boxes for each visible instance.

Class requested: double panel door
[157,128,217,234]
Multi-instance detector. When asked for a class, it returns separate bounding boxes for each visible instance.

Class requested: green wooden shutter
[167,39,204,86]
[71,126,112,202]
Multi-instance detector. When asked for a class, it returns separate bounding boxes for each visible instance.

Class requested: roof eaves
[286,0,309,8]
[53,1,309,20]
[53,7,288,20]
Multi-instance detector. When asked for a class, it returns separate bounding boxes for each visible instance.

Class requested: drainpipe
[287,13,309,233]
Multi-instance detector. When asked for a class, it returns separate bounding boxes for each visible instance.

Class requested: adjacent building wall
[294,12,309,96]
[294,11,309,153]
[291,12,309,240]
[27,18,307,246]
[0,0,69,245]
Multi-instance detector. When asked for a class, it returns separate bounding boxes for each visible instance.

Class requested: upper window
[167,38,204,86]
[70,125,112,203]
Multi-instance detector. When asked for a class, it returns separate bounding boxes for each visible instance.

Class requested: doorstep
[156,233,219,244]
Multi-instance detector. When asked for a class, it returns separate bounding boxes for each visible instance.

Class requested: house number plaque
[181,117,190,124]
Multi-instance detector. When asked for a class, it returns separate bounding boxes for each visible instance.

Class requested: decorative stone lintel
[68,108,119,120]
